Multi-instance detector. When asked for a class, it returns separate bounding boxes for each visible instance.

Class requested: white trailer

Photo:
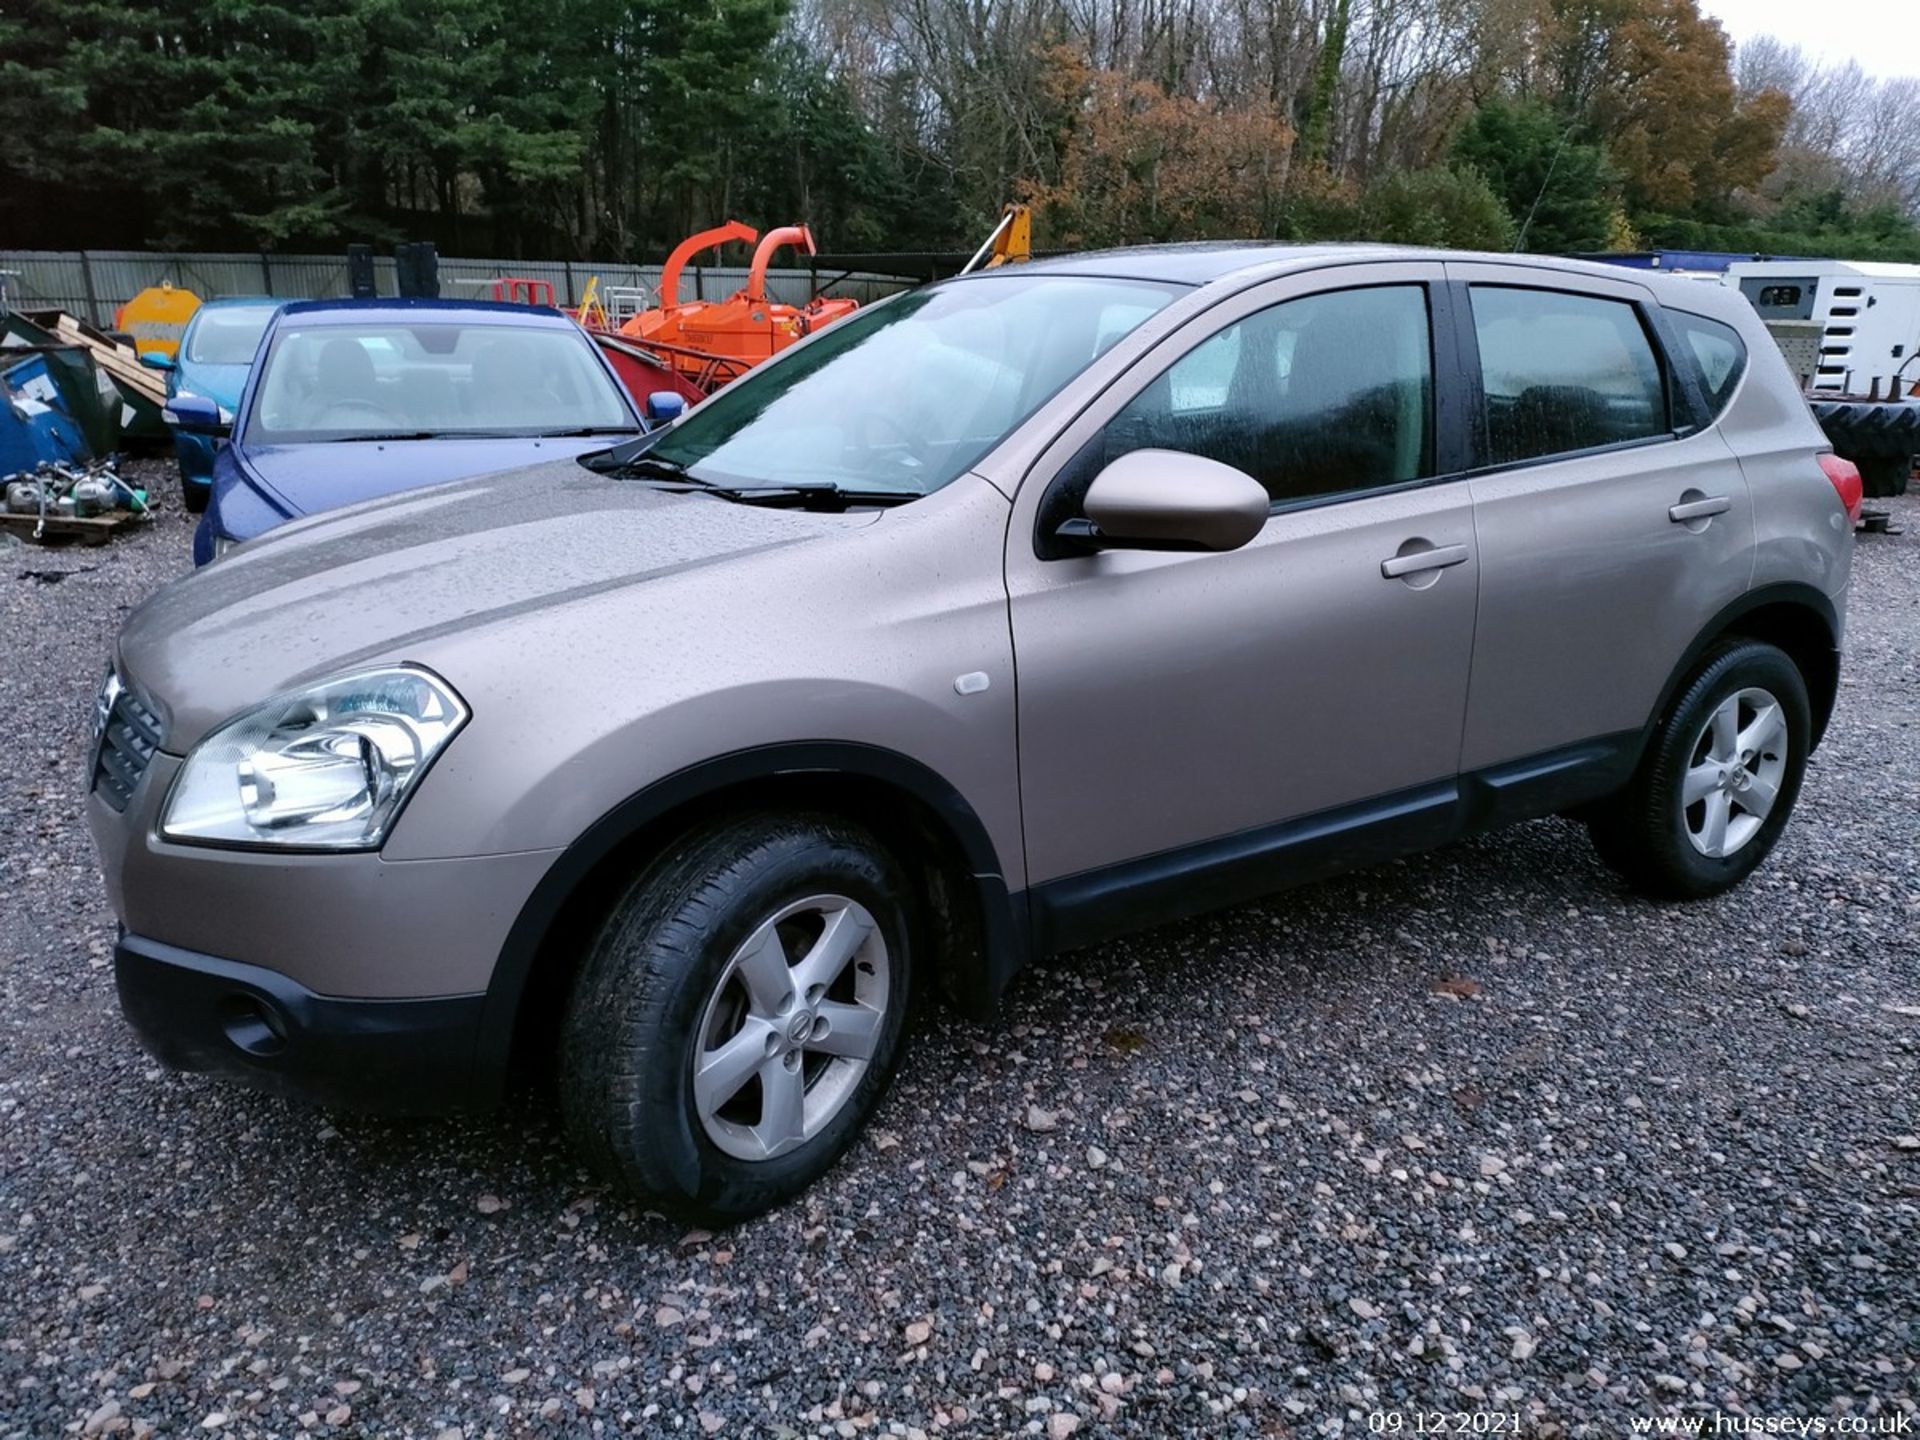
[1722,259,1920,497]
[1723,258,1920,397]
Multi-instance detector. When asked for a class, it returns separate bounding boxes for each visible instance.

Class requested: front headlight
[160,666,468,850]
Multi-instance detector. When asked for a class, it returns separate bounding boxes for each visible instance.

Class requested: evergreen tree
[1451,99,1618,253]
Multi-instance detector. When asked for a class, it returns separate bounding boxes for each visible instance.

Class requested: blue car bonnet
[194,298,642,564]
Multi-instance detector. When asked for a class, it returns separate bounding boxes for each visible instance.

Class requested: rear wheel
[1588,641,1810,899]
[559,813,915,1221]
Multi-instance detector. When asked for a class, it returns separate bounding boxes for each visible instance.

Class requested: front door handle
[1669,495,1731,523]
[1381,543,1470,579]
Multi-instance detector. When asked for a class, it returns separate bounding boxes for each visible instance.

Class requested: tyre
[180,475,210,513]
[559,813,915,1221]
[1857,454,1913,498]
[1587,640,1810,900]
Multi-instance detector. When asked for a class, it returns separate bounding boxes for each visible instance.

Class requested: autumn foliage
[0,0,1913,260]
[1020,49,1293,249]
[1549,0,1791,214]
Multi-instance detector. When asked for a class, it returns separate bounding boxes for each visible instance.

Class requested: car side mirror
[1056,449,1269,554]
[139,351,176,372]
[162,393,229,438]
[644,391,687,427]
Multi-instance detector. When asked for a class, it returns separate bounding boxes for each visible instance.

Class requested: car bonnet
[117,463,882,749]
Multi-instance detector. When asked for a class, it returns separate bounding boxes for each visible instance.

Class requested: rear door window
[1470,287,1668,465]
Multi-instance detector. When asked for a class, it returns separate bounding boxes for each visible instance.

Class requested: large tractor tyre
[1810,402,1868,457]
[1813,399,1920,462]
[1857,454,1913,498]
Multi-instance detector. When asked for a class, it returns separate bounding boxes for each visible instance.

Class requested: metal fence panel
[1,250,907,328]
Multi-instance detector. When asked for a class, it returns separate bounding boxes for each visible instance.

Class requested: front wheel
[559,814,915,1221]
[1587,640,1811,900]
[180,474,210,514]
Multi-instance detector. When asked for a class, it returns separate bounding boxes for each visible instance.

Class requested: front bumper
[87,753,559,999]
[87,741,565,1111]
[116,933,488,1113]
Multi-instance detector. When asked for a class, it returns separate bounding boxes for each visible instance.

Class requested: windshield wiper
[584,446,913,506]
[322,430,448,443]
[609,455,690,480]
[580,440,680,475]
[622,476,917,508]
[529,426,643,438]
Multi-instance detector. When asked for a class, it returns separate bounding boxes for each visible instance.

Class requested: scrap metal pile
[2,457,149,541]
[1,298,163,544]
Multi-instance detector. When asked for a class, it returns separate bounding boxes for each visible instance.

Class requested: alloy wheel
[1681,686,1789,859]
[692,894,890,1160]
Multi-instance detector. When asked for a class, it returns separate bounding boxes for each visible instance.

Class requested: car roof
[978,242,1682,291]
[273,297,576,327]
[196,296,279,309]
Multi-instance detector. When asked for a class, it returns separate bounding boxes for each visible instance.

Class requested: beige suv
[88,246,1856,1219]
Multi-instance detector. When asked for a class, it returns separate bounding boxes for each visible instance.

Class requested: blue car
[145,297,280,513]
[166,299,644,565]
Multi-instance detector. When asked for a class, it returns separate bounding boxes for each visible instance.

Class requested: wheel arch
[472,743,1029,1090]
[1647,583,1841,756]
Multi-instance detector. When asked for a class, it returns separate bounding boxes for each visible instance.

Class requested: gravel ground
[1,463,1915,1439]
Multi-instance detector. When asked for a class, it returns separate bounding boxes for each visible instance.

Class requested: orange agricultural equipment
[591,333,710,411]
[619,221,859,391]
[481,276,556,307]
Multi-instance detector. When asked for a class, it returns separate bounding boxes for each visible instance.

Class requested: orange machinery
[617,221,858,390]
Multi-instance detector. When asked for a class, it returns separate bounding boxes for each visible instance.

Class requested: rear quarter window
[1668,311,1748,420]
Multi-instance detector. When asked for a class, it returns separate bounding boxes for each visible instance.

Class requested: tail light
[1818,453,1863,525]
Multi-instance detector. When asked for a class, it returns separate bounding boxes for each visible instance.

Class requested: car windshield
[247,320,636,442]
[185,304,277,365]
[642,274,1184,496]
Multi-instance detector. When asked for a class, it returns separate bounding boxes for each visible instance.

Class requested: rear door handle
[1668,495,1731,522]
[1381,543,1470,579]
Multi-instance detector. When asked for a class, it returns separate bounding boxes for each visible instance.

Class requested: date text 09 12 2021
[1367,1414,1522,1435]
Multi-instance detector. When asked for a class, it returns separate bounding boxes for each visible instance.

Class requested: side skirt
[1023,731,1640,956]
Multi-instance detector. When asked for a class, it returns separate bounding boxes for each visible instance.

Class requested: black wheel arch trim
[472,741,1028,1088]
[1642,582,1840,758]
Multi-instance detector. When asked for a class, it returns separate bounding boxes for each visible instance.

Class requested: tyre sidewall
[1643,643,1811,895]
[589,819,915,1218]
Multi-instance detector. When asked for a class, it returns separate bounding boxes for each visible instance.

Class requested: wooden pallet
[0,507,147,546]
[20,309,168,409]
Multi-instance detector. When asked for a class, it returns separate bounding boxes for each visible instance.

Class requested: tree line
[2,0,1917,263]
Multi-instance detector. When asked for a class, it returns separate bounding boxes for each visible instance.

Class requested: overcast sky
[1701,0,1920,78]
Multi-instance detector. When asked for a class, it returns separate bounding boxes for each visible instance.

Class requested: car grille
[93,686,165,813]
